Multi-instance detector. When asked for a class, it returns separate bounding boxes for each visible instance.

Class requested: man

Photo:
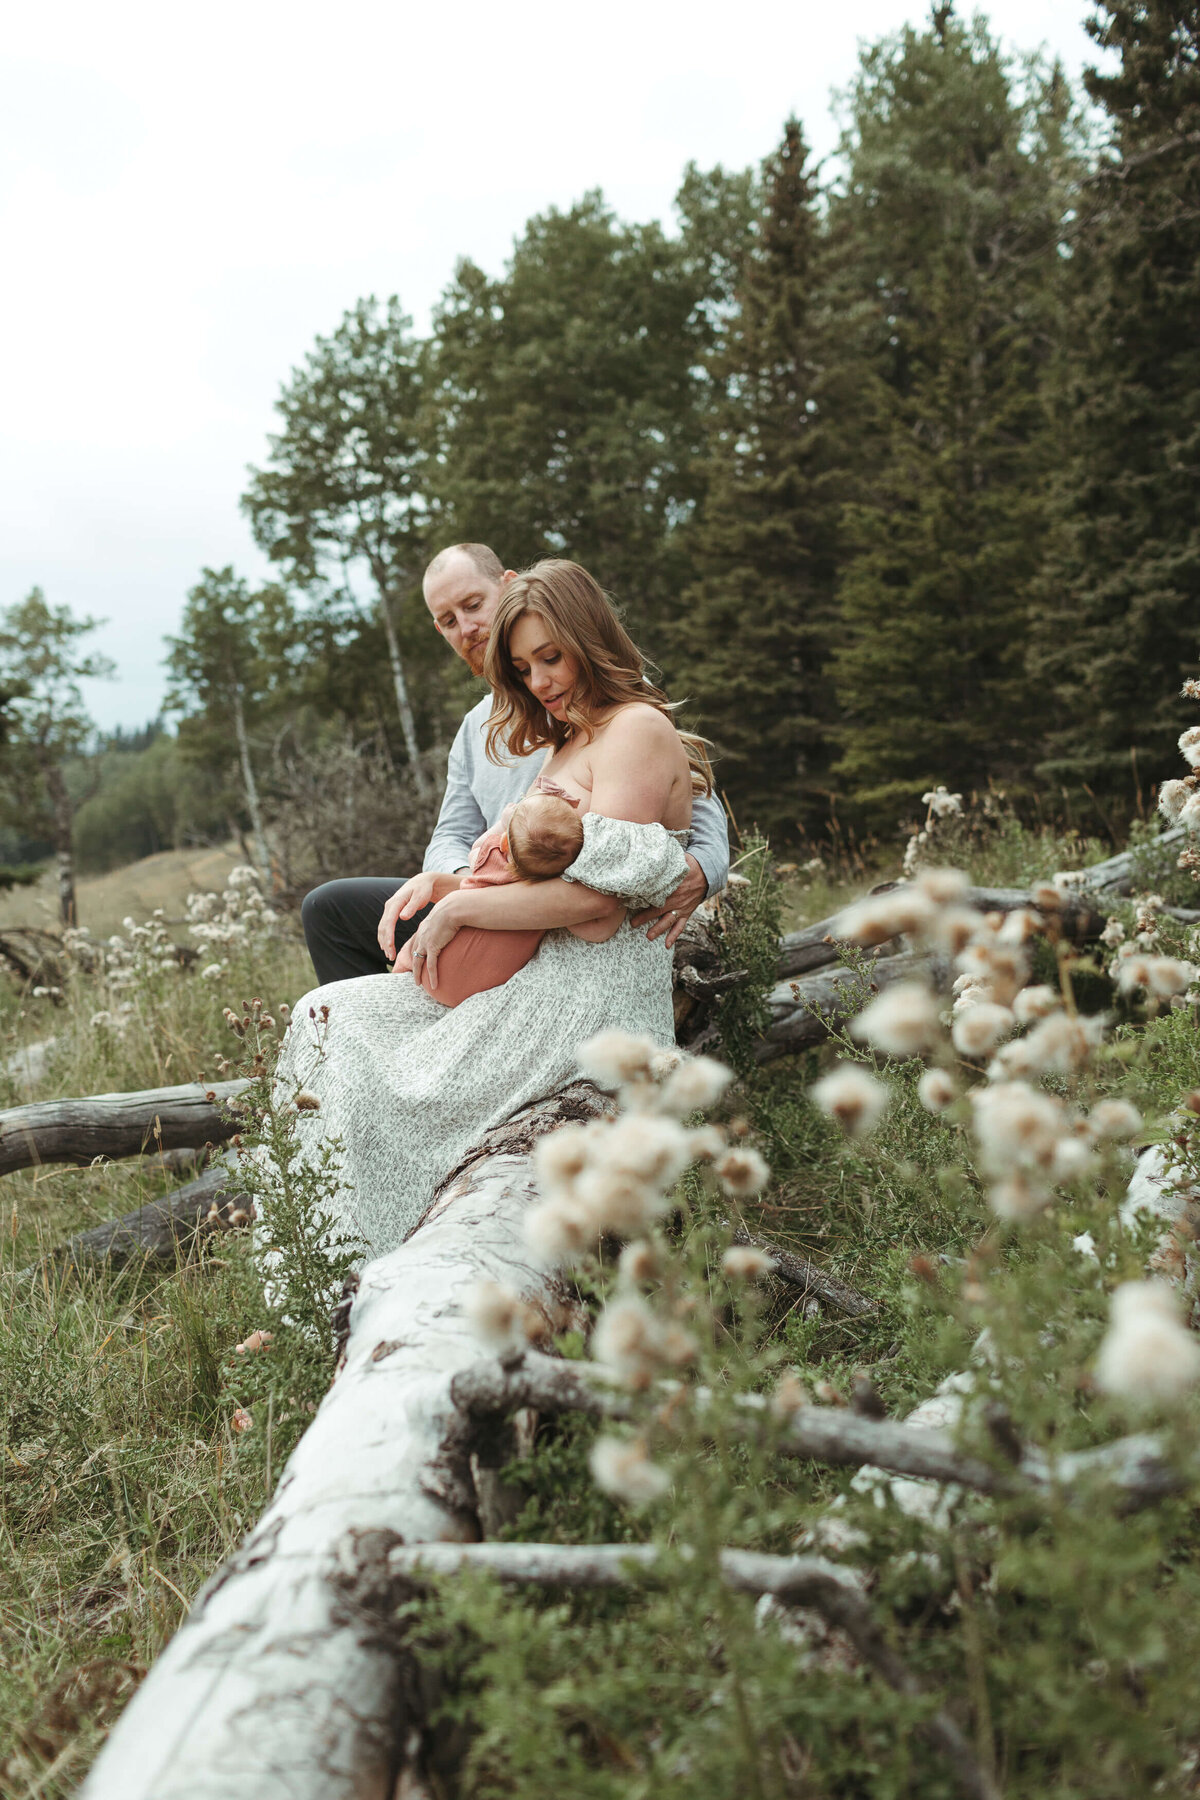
[300,543,730,984]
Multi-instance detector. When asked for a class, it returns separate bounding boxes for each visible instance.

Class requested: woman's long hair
[483,560,713,796]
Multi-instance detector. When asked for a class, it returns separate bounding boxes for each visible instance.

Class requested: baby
[395,786,586,1008]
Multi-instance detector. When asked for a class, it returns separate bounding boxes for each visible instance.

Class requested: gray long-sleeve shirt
[423,694,730,896]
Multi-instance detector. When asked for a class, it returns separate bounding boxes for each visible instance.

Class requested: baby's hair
[508,794,585,881]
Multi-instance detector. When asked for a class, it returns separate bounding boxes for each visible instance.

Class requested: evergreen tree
[1031,1,1200,802]
[674,122,846,841]
[828,13,1073,822]
[429,193,735,638]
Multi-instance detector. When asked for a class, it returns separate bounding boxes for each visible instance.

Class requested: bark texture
[78,1083,608,1800]
[0,1078,248,1176]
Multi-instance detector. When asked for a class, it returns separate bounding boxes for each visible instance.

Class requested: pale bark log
[0,1079,248,1176]
[756,948,930,1063]
[384,1541,999,1800]
[78,1083,609,1800]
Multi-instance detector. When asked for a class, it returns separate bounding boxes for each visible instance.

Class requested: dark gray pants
[300,877,433,985]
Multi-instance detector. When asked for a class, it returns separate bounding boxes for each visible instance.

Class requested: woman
[270,559,713,1259]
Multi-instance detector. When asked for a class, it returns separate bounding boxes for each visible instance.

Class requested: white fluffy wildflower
[200,962,224,980]
[618,1239,660,1284]
[1100,917,1127,950]
[573,1168,661,1236]
[955,943,1027,1007]
[1013,984,1060,1026]
[463,1280,532,1352]
[1021,1010,1107,1074]
[996,907,1045,946]
[986,1037,1046,1082]
[849,981,942,1058]
[928,904,985,957]
[989,1173,1051,1222]
[1088,1098,1142,1141]
[722,1246,776,1279]
[592,1294,695,1388]
[1179,726,1200,770]
[809,1064,890,1136]
[604,1115,694,1189]
[1159,778,1192,823]
[951,1002,1015,1059]
[578,1029,658,1089]
[533,1122,594,1193]
[659,1055,733,1116]
[971,1080,1065,1179]
[918,1068,957,1113]
[714,1146,770,1198]
[1179,792,1200,831]
[836,887,938,947]
[687,1123,726,1163]
[589,1435,670,1506]
[524,1196,595,1264]
[1095,1281,1200,1404]
[1051,1136,1097,1185]
[1116,955,1197,1000]
[913,867,970,904]
[922,785,963,819]
[1183,678,1200,701]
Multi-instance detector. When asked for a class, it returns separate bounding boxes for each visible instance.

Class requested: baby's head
[506,792,585,881]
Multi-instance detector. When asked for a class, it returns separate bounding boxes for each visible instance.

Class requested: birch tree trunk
[374,575,429,798]
[232,684,273,885]
[79,1083,607,1800]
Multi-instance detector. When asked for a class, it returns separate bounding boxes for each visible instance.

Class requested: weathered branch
[0,1078,248,1176]
[728,1224,877,1317]
[13,1160,250,1282]
[448,1352,1190,1513]
[384,1541,999,1800]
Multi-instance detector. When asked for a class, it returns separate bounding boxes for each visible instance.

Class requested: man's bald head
[423,543,514,677]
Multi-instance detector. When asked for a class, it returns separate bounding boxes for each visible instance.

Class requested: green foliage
[709,838,783,1075]
[429,191,737,641]
[827,18,1075,822]
[1030,2,1200,797]
[677,122,846,839]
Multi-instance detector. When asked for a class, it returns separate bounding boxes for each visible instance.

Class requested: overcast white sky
[1,0,1100,733]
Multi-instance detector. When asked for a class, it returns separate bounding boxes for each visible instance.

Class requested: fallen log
[13,1159,250,1282]
[727,1224,878,1317]
[755,947,929,1064]
[381,1540,999,1800]
[0,1078,248,1176]
[79,1082,611,1800]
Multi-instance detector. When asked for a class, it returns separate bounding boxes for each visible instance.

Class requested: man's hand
[408,894,463,992]
[378,873,443,961]
[630,854,708,948]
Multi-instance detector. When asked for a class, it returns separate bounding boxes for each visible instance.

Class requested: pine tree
[428,194,732,639]
[674,122,845,842]
[827,13,1072,823]
[1031,1,1200,802]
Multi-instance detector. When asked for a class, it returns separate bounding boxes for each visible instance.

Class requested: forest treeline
[4,0,1199,889]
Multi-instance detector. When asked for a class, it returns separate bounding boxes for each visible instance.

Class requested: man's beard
[464,640,487,678]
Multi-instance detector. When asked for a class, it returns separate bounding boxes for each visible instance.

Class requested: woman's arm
[411,880,623,989]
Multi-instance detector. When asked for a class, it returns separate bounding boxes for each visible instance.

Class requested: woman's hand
[407,894,464,992]
[378,873,459,961]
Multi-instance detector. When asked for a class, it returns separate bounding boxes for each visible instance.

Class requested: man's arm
[687,789,731,898]
[422,720,486,874]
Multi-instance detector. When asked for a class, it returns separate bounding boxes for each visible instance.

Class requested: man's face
[424,554,506,677]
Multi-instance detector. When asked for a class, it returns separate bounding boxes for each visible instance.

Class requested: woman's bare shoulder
[597,702,682,753]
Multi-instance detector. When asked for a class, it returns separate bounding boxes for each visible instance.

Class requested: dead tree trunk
[0,1079,248,1175]
[78,1083,610,1800]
